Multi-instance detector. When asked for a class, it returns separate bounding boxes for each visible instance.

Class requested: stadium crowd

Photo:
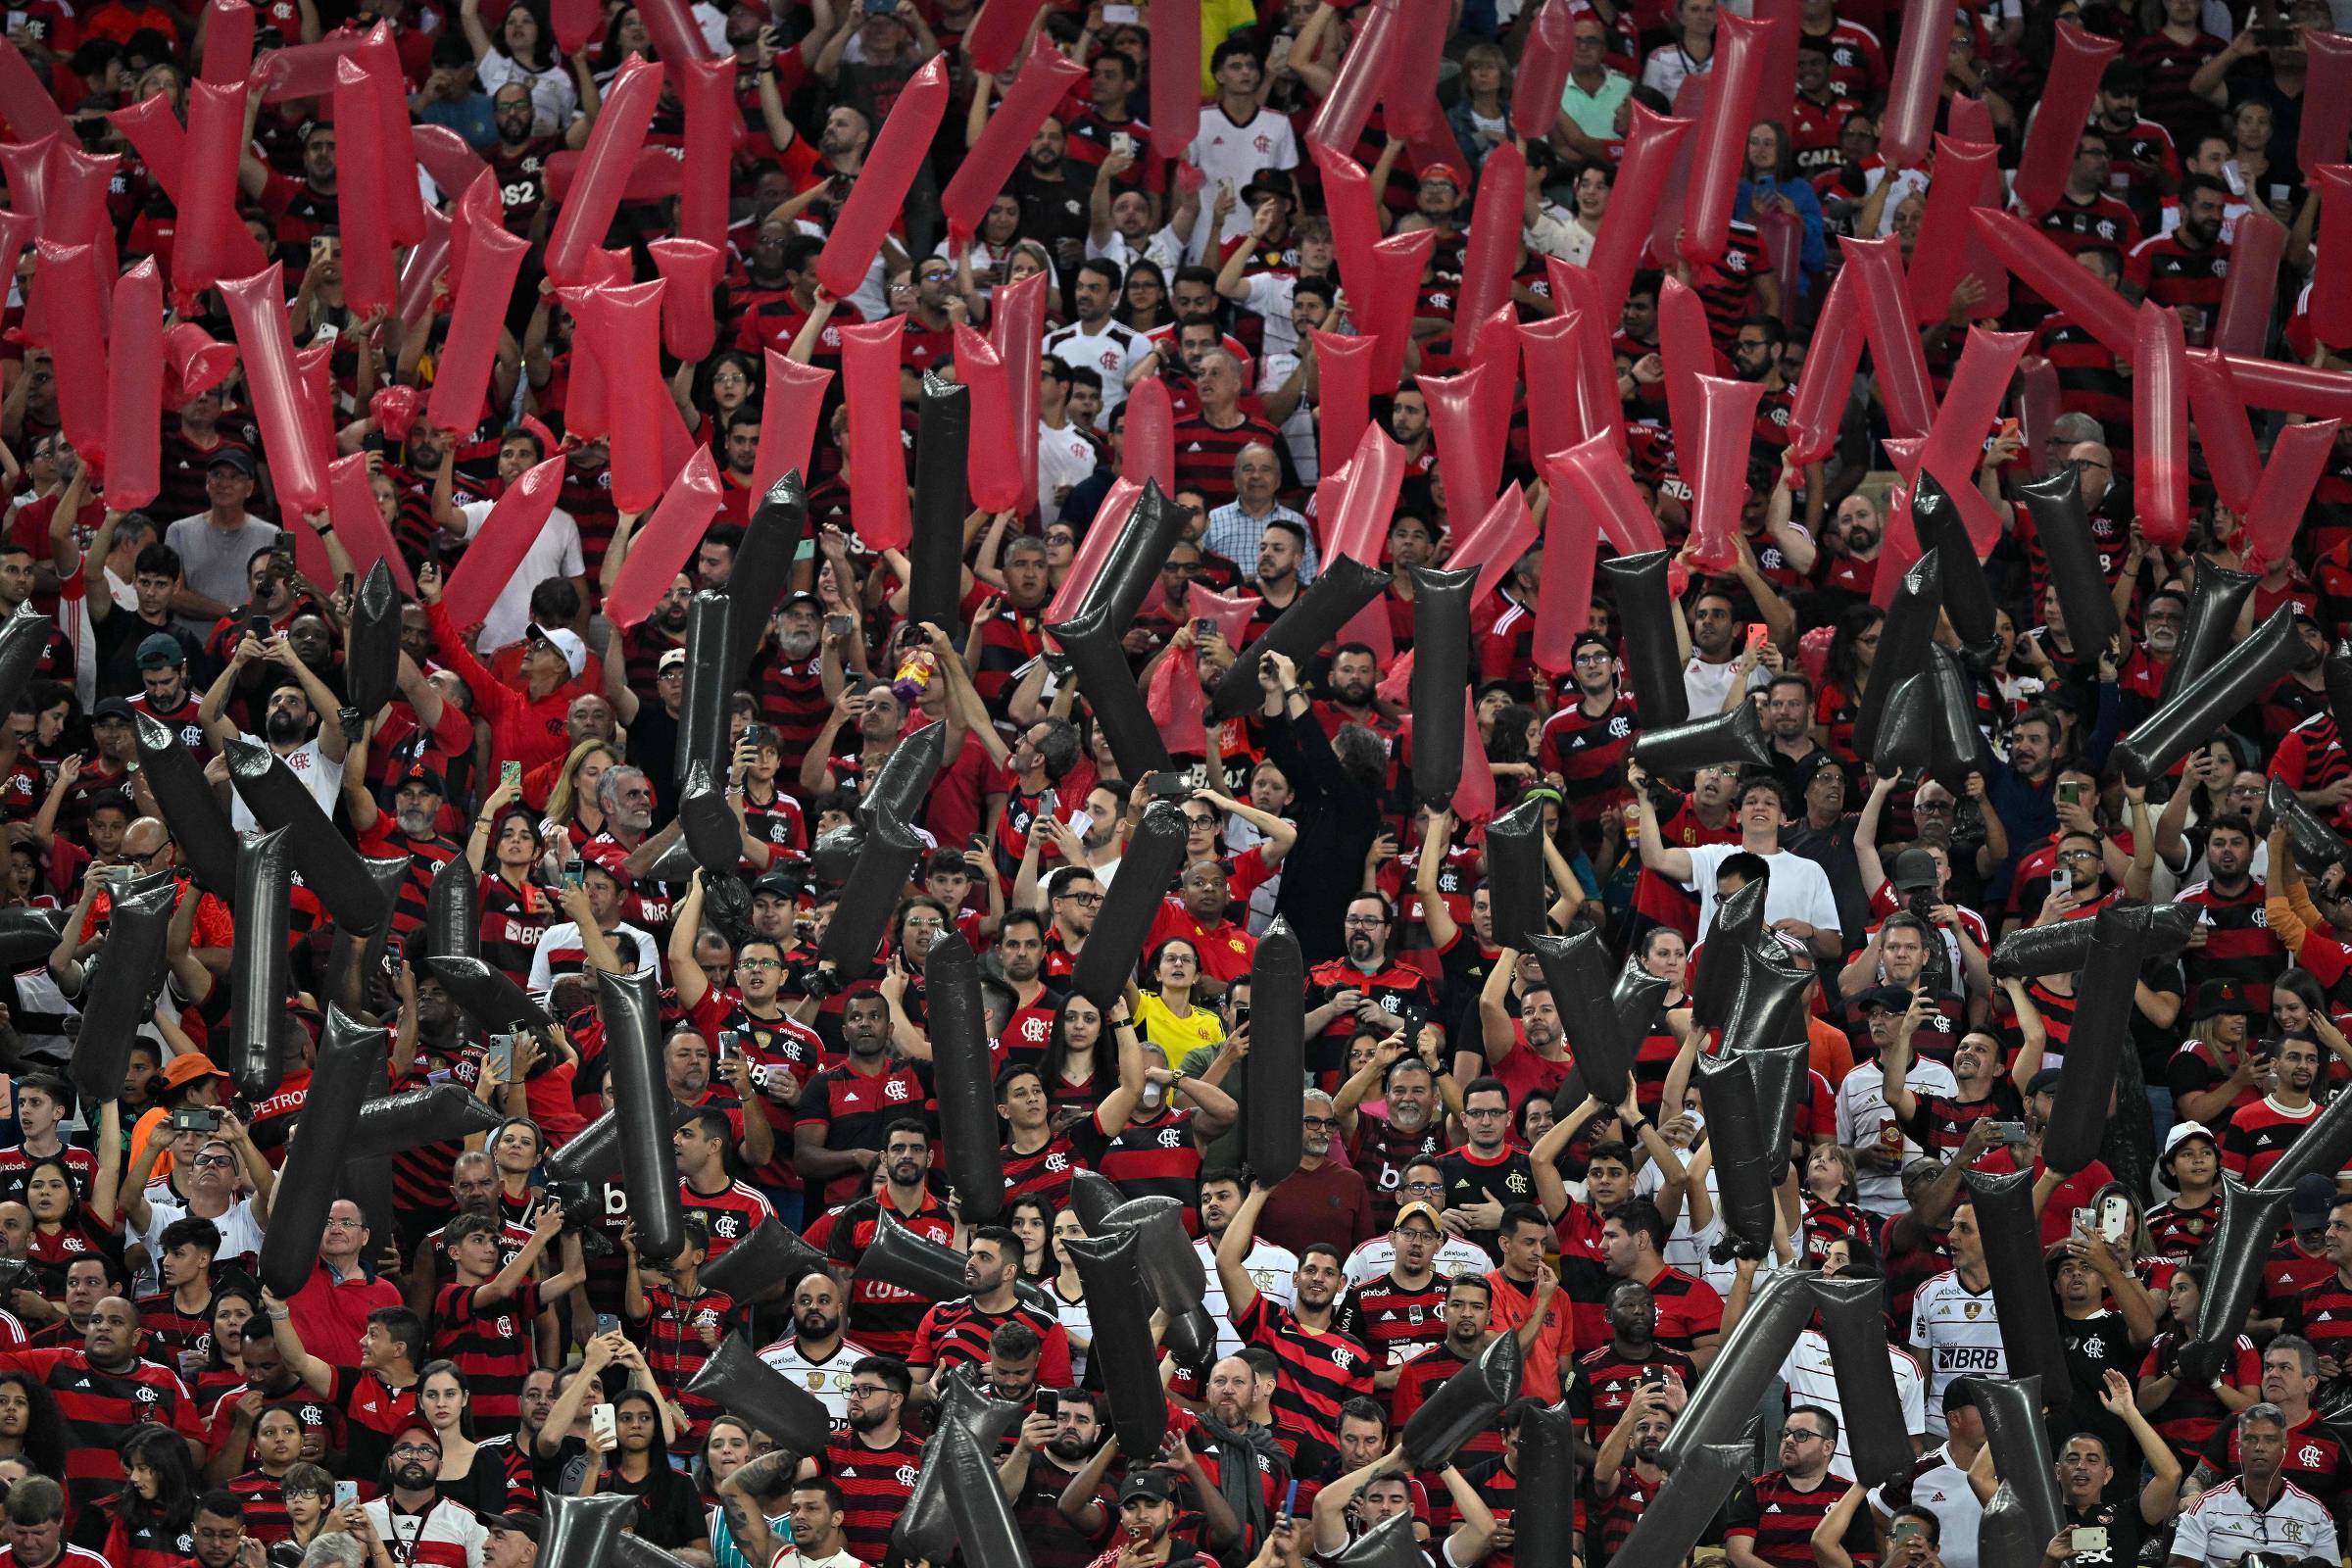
[0,0,2344,1561]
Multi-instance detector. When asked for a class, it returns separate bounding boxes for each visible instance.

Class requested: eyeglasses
[1302,1116,1338,1130]
[190,1154,235,1169]
[737,957,781,971]
[1781,1427,1827,1442]
[2069,458,2111,473]
[1056,890,1103,905]
[1344,915,1389,928]
[390,1444,438,1457]
[1403,1179,1444,1193]
[2057,849,2101,864]
[848,1383,894,1398]
[1463,1106,1507,1118]
[1394,1227,1440,1243]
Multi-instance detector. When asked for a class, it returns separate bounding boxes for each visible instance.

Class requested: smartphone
[595,1312,620,1336]
[1111,130,1136,159]
[1144,770,1190,800]
[333,1480,358,1511]
[825,612,855,639]
[2071,1205,2096,1234]
[1891,1520,1923,1544]
[562,858,584,890]
[486,1033,514,1081]
[246,614,270,643]
[502,760,521,790]
[1282,1479,1298,1520]
[591,1402,617,1446]
[1038,1389,1059,1417]
[2052,866,2073,895]
[2071,1526,2107,1552]
[1194,616,1218,640]
[718,1031,743,1064]
[2099,1194,2132,1244]
[2255,24,2295,44]
[1743,622,1769,652]
[1987,1120,2030,1146]
[169,1104,221,1133]
[1103,3,1139,20]
[339,571,354,602]
[2057,779,2081,808]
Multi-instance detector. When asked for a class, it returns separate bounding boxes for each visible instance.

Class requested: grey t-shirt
[165,513,279,630]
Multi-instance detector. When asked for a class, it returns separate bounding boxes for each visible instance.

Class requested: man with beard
[1255,1093,1375,1256]
[1042,864,1102,976]
[1004,1388,1112,1568]
[198,629,349,833]
[1235,519,1308,643]
[620,575,692,694]
[2119,585,2187,711]
[813,1354,924,1563]
[1366,1221,1481,1410]
[908,1226,1073,1400]
[1592,1376,1680,1558]
[1762,673,1833,788]
[1571,1279,1695,1446]
[2127,174,2230,334]
[1724,1404,1869,1566]
[362,1418,488,1564]
[350,763,463,941]
[1308,1443,1496,1561]
[1818,493,1886,612]
[236,121,342,262]
[815,1116,953,1358]
[1195,1169,1300,1359]
[126,631,208,757]
[1681,586,1776,717]
[0,1297,207,1514]
[801,679,914,797]
[1477,961,1573,1110]
[758,1268,874,1431]
[2223,1034,2324,1185]
[1334,1046,1450,1233]
[756,591,835,773]
[1304,896,1443,1085]
[1162,1356,1288,1554]
[1046,260,1151,428]
[1313,644,1397,742]
[1147,857,1277,998]
[482,82,573,236]
[582,765,684,891]
[2177,814,2284,1008]
[1542,632,1640,850]
[1435,1079,1555,1263]
[1215,1182,1377,1477]
[1012,117,1091,270]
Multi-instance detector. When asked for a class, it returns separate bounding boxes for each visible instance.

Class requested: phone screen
[1744,623,1769,652]
[501,760,521,789]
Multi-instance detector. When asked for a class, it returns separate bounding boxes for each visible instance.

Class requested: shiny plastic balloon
[1149,0,1200,155]
[0,910,60,973]
[1532,930,1636,1107]
[951,326,1022,514]
[1408,566,1481,808]
[200,0,254,78]
[754,355,832,502]
[1512,0,1577,138]
[1843,234,1936,439]
[1975,208,2136,352]
[1693,1049,1775,1259]
[1628,701,1772,781]
[579,281,670,513]
[1973,1375,2064,1546]
[411,849,479,970]
[253,28,374,99]
[673,590,737,786]
[1878,0,1946,166]
[644,239,719,364]
[256,1005,386,1297]
[32,242,107,466]
[2016,466,2119,657]
[2222,352,2352,421]
[1686,375,1766,572]
[1483,801,1548,954]
[672,55,737,249]
[1246,920,1305,1186]
[934,1407,1035,1568]
[1657,277,1716,489]
[1311,330,1379,476]
[2117,607,2299,786]
[1846,551,1939,762]
[906,374,972,638]
[677,762,740,880]
[2042,903,2153,1174]
[946,36,1089,244]
[426,194,529,443]
[965,0,1047,73]
[1811,1277,1916,1487]
[542,1492,639,1568]
[1383,0,1446,139]
[68,875,176,1105]
[421,956,557,1036]
[129,710,233,898]
[1958,1166,2075,1406]
[699,1210,827,1304]
[2176,1180,2295,1385]
[2216,208,2287,358]
[1923,325,2030,555]
[411,123,490,206]
[1908,136,2004,324]
[325,59,399,316]
[855,1210,981,1303]
[2014,24,2122,217]
[1122,374,1174,493]
[926,934,1003,1220]
[339,562,402,728]
[1044,480,1143,627]
[2247,419,2344,574]
[1529,453,1599,669]
[1362,228,1438,394]
[1402,1331,1520,1468]
[2135,301,2191,549]
[221,738,387,931]
[1068,1170,1125,1233]
[0,41,63,141]
[859,722,947,835]
[1911,474,1996,662]
[683,1334,831,1460]
[2184,351,2262,515]
[1927,643,1990,788]
[605,450,725,633]
[100,260,163,511]
[1209,556,1391,720]
[1596,550,1688,728]
[1456,142,1526,362]
[2303,31,2352,171]
[841,317,911,550]
[544,58,661,284]
[1787,267,1862,465]
[2163,559,2258,705]
[1659,1269,1813,1472]
[1310,0,1398,153]
[817,56,947,296]
[815,807,923,980]
[1053,605,1171,778]
[989,270,1047,516]
[1063,1230,1167,1458]
[1069,802,1187,1008]
[598,967,682,1262]
[1614,1443,1748,1568]
[1687,875,1766,1028]
[438,453,567,632]
[1592,104,1690,323]
[895,1368,1032,1563]
[1683,11,1768,262]
[2272,773,2352,870]
[1871,670,1933,779]
[1313,144,1383,304]
[348,1085,504,1160]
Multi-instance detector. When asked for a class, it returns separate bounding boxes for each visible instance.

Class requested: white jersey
[1780,1327,1928,1481]
[1044,1275,1094,1382]
[2171,1476,2339,1565]
[1198,1236,1298,1357]
[1837,1057,1959,1215]
[1186,107,1300,244]
[755,1335,875,1432]
[1908,1271,2005,1435]
[1869,1442,1981,1568]
[1044,319,1151,427]
[1342,1234,1492,1291]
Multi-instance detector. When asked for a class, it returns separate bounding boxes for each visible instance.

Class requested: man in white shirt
[1195,1170,1297,1356]
[756,1268,872,1432]
[1037,362,1105,512]
[1780,1319,1927,1481]
[1908,1204,2004,1437]
[195,630,349,834]
[1869,1378,1985,1568]
[430,428,587,654]
[1187,41,1299,245]
[1837,997,1961,1215]
[1632,770,1842,952]
[1047,260,1152,429]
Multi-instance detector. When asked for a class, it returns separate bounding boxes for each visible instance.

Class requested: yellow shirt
[1199,0,1258,94]
[1134,991,1226,1060]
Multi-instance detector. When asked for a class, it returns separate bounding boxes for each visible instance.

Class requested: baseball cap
[1890,847,1940,893]
[136,633,186,669]
[1940,1379,1979,1414]
[2293,1171,2337,1232]
[1393,1200,1445,1235]
[1855,985,1912,1014]
[90,697,135,724]
[483,1514,542,1544]
[1240,167,1294,206]
[205,447,257,476]
[526,622,587,678]
[2025,1067,2063,1098]
[2161,1122,2218,1167]
[159,1053,227,1090]
[753,868,800,901]
[659,647,688,674]
[1420,161,1464,188]
[395,763,445,797]
[1118,1470,1177,1505]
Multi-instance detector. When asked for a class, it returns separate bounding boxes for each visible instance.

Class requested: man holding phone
[197,619,350,834]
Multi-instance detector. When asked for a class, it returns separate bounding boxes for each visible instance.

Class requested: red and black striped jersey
[0,1145,99,1209]
[228,1466,296,1544]
[756,655,832,766]
[104,1515,195,1568]
[2223,1097,2320,1185]
[679,1178,775,1260]
[908,1296,1074,1385]
[1348,1114,1449,1233]
[824,1196,958,1359]
[2126,232,2230,320]
[1088,1105,1204,1227]
[2141,1331,2260,1462]
[475,874,551,987]
[2146,1195,2223,1258]
[132,1291,211,1375]
[2288,1269,2352,1372]
[1799,1199,1877,1266]
[1335,1273,1449,1378]
[354,822,461,940]
[420,1217,538,1301]
[1593,1467,1663,1561]
[820,1427,926,1563]
[1002,1132,1079,1210]
[1642,1266,1726,1358]
[638,1282,737,1441]
[1456,1451,1533,1567]
[0,1346,207,1519]
[1726,1468,1866,1564]
[1173,413,1288,509]
[2176,879,2285,1010]
[1897,1083,2023,1158]
[1234,1292,1377,1477]
[1690,221,1772,351]
[739,787,808,859]
[2032,315,2133,443]
[2260,1239,2338,1329]
[795,1057,935,1207]
[428,1280,539,1438]
[392,1053,488,1222]
[1569,1343,1696,1441]
[1542,695,1640,831]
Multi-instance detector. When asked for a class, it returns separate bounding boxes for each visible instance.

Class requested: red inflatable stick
[440,454,568,630]
[553,0,602,56]
[1518,317,1586,460]
[326,452,416,595]
[2184,351,2261,514]
[1917,324,2029,554]
[545,57,662,286]
[677,56,737,249]
[411,124,490,204]
[371,385,420,445]
[947,35,1091,245]
[110,94,187,190]
[103,260,163,513]
[649,238,721,364]
[2014,24,2119,218]
[1446,484,1536,605]
[1451,697,1495,824]
[1310,0,1398,154]
[200,0,254,82]
[2225,355,2352,420]
[2215,207,2285,360]
[2303,31,2352,172]
[1314,329,1378,476]
[293,344,338,520]
[448,167,508,298]
[2244,418,2343,573]
[608,448,725,629]
[593,280,676,513]
[426,188,529,440]
[164,322,236,405]
[172,80,253,304]
[1383,0,1446,139]
[953,326,1023,514]
[1907,136,2002,322]
[1752,0,1800,124]
[1313,145,1383,299]
[1682,10,1768,264]
[1466,305,1517,488]
[1787,267,1860,464]
[332,59,397,317]
[1363,228,1437,394]
[754,350,833,501]
[0,41,64,141]
[1545,259,1625,454]
[1423,368,1498,511]
[220,266,331,515]
[2134,300,2190,549]
[638,0,718,76]
[1687,375,1766,572]
[0,136,50,225]
[1945,91,1994,147]
[1150,0,1200,158]
[546,146,691,203]
[1512,0,1577,140]
[1975,208,2136,352]
[842,317,911,550]
[255,29,374,101]
[1590,104,1690,323]
[1878,0,1946,168]
[1320,422,1407,567]
[1456,141,1526,363]
[1844,233,1936,438]
[1047,477,1143,624]
[2017,356,2061,474]
[1529,472,1598,672]
[356,28,424,246]
[1658,276,1718,489]
[1123,375,1175,493]
[32,242,109,464]
[990,270,1047,515]
[2312,168,2352,351]
[966,0,1047,74]
[395,206,453,329]
[817,57,948,299]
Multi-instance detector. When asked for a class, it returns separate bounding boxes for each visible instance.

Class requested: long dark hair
[206,1284,264,1373]
[613,1387,691,1494]
[1824,603,1885,698]
[1038,990,1105,1088]
[114,1424,200,1535]
[0,1370,69,1482]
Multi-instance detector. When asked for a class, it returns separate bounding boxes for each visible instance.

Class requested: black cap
[1119,1469,1177,1505]
[2025,1067,2063,1098]
[2191,979,2252,1020]
[91,697,136,724]
[1856,986,1912,1013]
[482,1512,541,1543]
[1890,847,1940,892]
[205,446,257,476]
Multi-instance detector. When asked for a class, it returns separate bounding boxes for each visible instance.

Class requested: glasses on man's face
[2057,849,2100,864]
[1344,915,1388,929]
[1781,1427,1827,1443]
[391,1444,438,1458]
[1303,1115,1338,1130]
[737,957,781,971]
[1463,1105,1507,1119]
[1394,1227,1440,1244]
[1402,1179,1444,1194]
[848,1383,893,1399]
[2069,457,2111,473]
[1057,890,1103,905]
[190,1153,235,1169]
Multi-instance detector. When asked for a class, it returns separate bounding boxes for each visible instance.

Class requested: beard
[1334,679,1374,707]
[659,603,690,633]
[1347,932,1377,964]
[1843,525,1877,556]
[848,1405,891,1435]
[1049,1432,1094,1461]
[778,628,820,662]
[397,808,437,837]
[796,1308,840,1342]
[395,1460,435,1490]
[265,708,307,745]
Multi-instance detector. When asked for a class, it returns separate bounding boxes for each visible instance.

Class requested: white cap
[527,622,587,678]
